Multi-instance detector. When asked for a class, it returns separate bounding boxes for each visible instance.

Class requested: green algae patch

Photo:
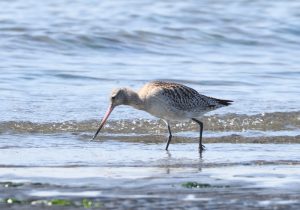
[182,182,212,188]
[82,198,102,208]
[1,197,102,208]
[182,182,230,189]
[45,199,102,207]
[49,199,72,206]
[82,198,93,208]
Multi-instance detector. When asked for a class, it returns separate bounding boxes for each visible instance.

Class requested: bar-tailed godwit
[92,81,232,152]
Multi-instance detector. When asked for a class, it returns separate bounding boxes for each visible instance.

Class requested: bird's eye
[111,96,116,100]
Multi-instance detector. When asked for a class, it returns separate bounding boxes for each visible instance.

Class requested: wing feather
[150,81,216,111]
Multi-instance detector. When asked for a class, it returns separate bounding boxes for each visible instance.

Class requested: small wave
[1,112,299,135]
[80,134,300,144]
[3,23,299,57]
[0,159,300,169]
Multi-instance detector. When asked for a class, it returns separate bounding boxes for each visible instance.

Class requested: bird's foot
[199,144,206,152]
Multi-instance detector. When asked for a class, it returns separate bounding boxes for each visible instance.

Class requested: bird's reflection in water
[162,149,204,174]
[166,150,172,158]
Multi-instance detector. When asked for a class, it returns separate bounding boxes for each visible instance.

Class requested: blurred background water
[0,0,300,165]
[1,0,300,124]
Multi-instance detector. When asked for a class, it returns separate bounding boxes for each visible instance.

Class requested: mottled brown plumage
[146,81,231,111]
[92,81,233,152]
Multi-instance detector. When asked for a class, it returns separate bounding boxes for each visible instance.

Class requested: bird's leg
[165,120,172,150]
[192,118,205,152]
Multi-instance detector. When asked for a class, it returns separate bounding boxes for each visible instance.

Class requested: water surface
[1,0,300,209]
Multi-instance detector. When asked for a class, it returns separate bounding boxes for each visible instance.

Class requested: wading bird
[92,81,232,152]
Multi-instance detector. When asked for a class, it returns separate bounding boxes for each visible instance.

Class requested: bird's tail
[215,99,233,106]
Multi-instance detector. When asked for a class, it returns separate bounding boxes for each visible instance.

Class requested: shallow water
[1,0,300,209]
[1,141,300,209]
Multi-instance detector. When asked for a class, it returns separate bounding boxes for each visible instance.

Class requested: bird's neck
[124,89,145,110]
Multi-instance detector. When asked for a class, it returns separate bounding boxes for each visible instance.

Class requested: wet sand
[1,142,300,209]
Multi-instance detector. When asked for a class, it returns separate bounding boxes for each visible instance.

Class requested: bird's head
[110,88,129,107]
[92,88,133,140]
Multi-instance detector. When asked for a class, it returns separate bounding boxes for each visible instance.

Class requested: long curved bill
[92,104,114,141]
